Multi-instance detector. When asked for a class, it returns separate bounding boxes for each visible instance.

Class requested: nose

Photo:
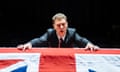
[60,25,64,29]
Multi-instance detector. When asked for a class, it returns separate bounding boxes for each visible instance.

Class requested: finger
[17,45,24,50]
[92,46,99,51]
[84,47,91,51]
[89,47,93,52]
[22,46,26,51]
[95,47,100,51]
[17,45,22,48]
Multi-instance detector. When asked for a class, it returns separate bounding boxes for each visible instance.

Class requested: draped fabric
[0,48,120,72]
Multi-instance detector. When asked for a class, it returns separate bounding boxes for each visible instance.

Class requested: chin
[59,32,64,34]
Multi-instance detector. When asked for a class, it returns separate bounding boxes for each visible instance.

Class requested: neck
[58,32,66,38]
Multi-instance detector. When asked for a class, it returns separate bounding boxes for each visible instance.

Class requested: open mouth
[60,30,64,33]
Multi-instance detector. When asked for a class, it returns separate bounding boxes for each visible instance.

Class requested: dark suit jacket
[29,28,91,48]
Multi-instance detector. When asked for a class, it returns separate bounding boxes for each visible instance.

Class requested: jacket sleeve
[74,32,92,48]
[29,32,48,47]
[67,28,92,48]
[28,28,54,47]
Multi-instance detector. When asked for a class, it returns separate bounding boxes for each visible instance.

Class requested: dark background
[0,0,119,48]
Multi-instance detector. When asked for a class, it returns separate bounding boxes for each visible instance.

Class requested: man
[17,13,99,51]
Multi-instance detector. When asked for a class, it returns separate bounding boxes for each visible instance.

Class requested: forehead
[54,18,67,24]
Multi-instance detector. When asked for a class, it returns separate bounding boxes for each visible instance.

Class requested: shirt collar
[57,33,66,41]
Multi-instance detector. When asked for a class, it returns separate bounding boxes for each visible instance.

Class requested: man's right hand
[17,43,32,51]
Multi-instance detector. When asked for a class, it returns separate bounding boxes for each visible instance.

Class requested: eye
[62,23,65,26]
[57,24,60,27]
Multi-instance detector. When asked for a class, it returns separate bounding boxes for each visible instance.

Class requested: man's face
[53,19,68,37]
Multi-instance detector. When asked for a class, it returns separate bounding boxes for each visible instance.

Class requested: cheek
[53,25,56,29]
[64,25,68,29]
[53,26,59,31]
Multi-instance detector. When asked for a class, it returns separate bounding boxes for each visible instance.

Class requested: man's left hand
[85,43,100,51]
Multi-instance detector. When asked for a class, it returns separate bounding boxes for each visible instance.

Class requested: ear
[53,24,55,29]
[66,22,68,27]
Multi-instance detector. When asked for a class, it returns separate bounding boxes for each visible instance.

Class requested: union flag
[0,48,120,72]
